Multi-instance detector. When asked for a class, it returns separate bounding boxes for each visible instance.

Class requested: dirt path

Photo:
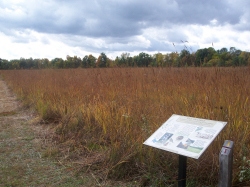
[0,79,96,187]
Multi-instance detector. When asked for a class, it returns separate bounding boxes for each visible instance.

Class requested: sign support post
[219,140,234,187]
[178,155,187,187]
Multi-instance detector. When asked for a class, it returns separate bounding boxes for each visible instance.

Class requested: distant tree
[152,53,164,67]
[217,48,231,66]
[134,52,152,67]
[106,58,111,67]
[239,51,250,66]
[119,53,130,67]
[19,58,26,69]
[81,55,88,68]
[33,59,40,69]
[203,59,215,67]
[115,53,134,67]
[179,49,193,66]
[43,58,50,68]
[34,58,50,69]
[114,56,119,67]
[65,55,73,68]
[195,48,208,66]
[229,47,237,54]
[168,52,179,67]
[87,54,97,68]
[26,58,34,69]
[218,47,228,54]
[72,56,82,68]
[228,47,242,66]
[50,58,64,68]
[9,60,19,69]
[1,47,250,69]
[0,59,10,69]
[207,47,216,61]
[164,54,171,66]
[96,52,107,67]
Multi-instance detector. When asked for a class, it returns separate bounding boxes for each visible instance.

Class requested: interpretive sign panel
[144,114,227,159]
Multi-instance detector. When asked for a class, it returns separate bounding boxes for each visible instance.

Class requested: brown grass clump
[1,67,250,186]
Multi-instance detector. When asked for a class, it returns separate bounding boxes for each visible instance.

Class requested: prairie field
[1,67,250,186]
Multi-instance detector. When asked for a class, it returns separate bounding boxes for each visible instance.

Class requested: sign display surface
[143,114,227,159]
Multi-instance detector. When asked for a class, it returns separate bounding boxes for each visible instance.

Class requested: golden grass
[1,67,250,186]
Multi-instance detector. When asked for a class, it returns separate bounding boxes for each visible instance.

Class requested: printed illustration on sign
[153,132,173,145]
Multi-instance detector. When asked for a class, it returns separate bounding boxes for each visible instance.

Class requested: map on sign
[143,114,227,159]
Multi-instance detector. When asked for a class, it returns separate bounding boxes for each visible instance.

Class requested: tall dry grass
[1,67,249,186]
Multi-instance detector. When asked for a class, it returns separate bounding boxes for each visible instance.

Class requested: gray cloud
[175,0,242,25]
[0,0,249,58]
[1,0,246,37]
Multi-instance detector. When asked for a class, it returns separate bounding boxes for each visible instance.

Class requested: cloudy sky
[0,0,249,60]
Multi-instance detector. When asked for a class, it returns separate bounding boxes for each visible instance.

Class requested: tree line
[0,47,249,69]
